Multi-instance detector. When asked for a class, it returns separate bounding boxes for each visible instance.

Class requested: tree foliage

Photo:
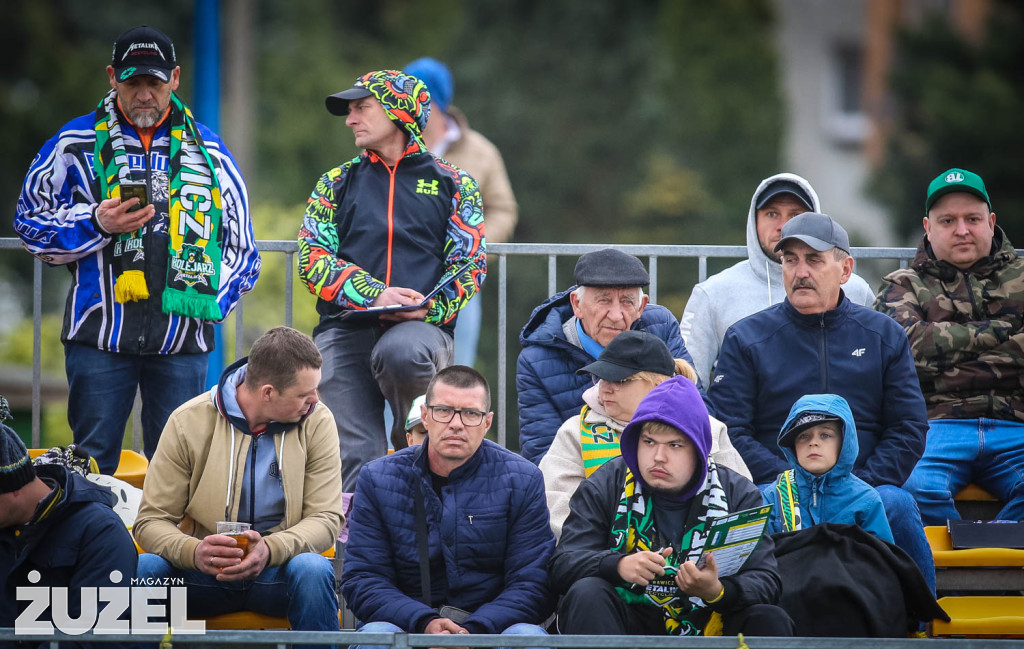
[871,1,1024,244]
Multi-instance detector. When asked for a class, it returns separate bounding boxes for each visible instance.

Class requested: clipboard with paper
[334,260,477,323]
[694,504,773,577]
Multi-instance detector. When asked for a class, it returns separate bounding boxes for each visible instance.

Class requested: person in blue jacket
[708,212,933,593]
[517,248,700,464]
[342,366,554,647]
[762,394,893,542]
[0,407,137,646]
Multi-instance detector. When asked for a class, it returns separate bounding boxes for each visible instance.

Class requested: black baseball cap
[779,412,843,448]
[577,331,675,382]
[326,79,374,116]
[774,212,851,255]
[756,180,814,211]
[111,25,177,83]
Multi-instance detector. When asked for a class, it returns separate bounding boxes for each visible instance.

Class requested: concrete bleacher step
[931,596,1024,637]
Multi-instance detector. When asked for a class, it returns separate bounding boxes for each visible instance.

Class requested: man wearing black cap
[298,70,486,497]
[708,212,935,593]
[0,398,137,637]
[517,248,699,464]
[679,173,875,388]
[876,168,1024,524]
[14,26,260,474]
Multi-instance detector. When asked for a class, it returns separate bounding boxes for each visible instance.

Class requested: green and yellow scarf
[579,405,622,478]
[93,89,223,320]
[610,461,728,635]
[773,469,803,532]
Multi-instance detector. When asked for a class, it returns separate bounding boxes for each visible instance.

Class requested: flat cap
[573,248,649,287]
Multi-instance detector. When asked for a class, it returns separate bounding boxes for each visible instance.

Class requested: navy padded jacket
[341,440,555,633]
[516,287,699,464]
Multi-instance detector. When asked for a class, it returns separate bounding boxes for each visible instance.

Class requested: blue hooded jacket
[517,287,700,465]
[761,394,893,542]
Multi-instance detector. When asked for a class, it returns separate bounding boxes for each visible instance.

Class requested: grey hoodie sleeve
[680,284,718,388]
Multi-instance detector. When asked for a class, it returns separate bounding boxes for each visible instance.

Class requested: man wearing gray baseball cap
[708,212,936,595]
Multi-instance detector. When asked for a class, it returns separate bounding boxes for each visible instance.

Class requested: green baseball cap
[925,168,991,214]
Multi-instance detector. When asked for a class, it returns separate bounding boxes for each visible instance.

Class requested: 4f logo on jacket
[415,179,439,196]
[851,348,866,357]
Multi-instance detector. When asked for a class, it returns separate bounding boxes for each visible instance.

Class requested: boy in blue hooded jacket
[761,394,893,542]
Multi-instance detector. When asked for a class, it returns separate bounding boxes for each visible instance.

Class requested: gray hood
[744,172,821,291]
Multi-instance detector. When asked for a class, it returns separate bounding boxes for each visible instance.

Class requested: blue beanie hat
[0,396,34,494]
[404,57,453,113]
[620,376,711,501]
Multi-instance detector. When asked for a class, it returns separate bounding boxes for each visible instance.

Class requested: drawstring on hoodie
[225,427,237,521]
[765,260,773,305]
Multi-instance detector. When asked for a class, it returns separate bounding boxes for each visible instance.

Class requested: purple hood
[620,376,711,501]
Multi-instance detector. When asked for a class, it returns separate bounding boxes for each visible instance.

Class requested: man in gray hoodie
[679,173,876,387]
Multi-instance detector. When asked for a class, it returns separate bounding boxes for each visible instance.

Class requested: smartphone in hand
[120,182,148,212]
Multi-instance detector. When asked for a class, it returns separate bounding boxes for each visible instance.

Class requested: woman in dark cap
[540,332,748,539]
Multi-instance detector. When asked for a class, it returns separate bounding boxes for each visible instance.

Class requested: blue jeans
[904,418,1024,525]
[65,343,207,473]
[137,552,339,631]
[453,294,482,367]
[876,484,936,596]
[352,620,548,649]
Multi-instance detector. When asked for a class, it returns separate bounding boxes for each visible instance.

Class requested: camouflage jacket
[874,227,1024,422]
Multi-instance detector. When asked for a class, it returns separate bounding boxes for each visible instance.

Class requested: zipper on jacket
[818,314,828,392]
[383,158,399,286]
[962,270,981,318]
[249,434,258,525]
[138,134,154,353]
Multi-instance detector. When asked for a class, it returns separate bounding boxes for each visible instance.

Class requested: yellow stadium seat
[956,484,998,501]
[925,526,1024,567]
[931,597,1024,637]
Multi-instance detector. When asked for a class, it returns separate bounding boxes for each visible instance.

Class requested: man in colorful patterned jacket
[14,25,261,474]
[298,70,486,496]
[875,168,1024,524]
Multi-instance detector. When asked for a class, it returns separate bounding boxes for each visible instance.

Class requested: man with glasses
[342,365,555,645]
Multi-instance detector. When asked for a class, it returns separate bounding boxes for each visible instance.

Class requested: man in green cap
[875,168,1024,524]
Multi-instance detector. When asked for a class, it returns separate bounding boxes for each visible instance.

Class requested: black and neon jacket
[297,70,486,334]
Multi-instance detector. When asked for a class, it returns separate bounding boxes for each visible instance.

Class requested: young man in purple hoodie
[549,377,793,637]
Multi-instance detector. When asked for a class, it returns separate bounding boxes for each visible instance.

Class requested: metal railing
[0,629,1014,647]
[0,238,930,448]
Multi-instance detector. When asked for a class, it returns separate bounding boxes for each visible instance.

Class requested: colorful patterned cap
[325,70,431,140]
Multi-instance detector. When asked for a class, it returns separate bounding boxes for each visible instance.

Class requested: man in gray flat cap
[517,248,700,464]
[707,212,935,594]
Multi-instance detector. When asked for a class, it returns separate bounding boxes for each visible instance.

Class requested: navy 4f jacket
[341,440,555,634]
[517,287,699,464]
[708,292,928,487]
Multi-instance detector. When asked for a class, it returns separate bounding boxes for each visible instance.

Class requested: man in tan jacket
[134,326,343,631]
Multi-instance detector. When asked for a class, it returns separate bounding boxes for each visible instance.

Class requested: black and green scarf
[93,89,224,320]
[610,460,729,636]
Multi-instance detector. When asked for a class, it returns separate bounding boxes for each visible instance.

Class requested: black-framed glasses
[591,375,643,387]
[426,404,488,426]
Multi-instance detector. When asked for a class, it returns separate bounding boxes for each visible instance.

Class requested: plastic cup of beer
[216,521,252,557]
